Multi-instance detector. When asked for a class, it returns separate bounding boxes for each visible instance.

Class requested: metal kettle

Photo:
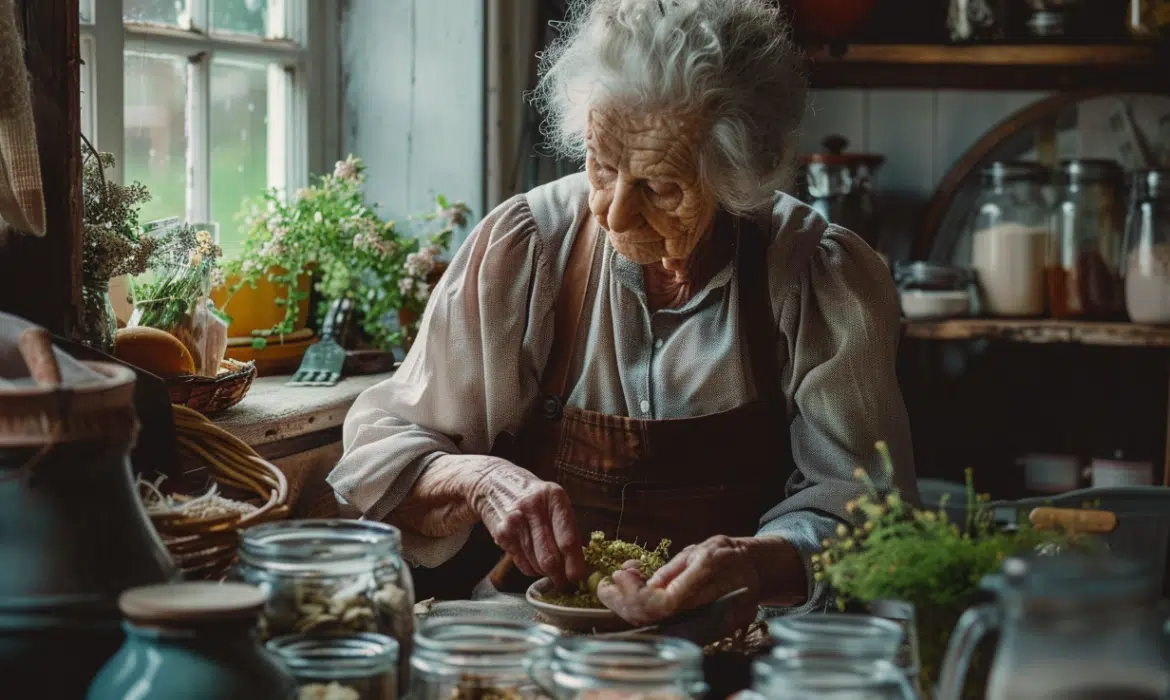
[0,325,177,698]
[936,552,1170,700]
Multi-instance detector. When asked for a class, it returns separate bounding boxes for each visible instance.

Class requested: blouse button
[654,338,664,350]
[639,399,651,415]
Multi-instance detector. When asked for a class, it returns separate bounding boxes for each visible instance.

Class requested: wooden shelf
[808,43,1166,91]
[904,319,1170,347]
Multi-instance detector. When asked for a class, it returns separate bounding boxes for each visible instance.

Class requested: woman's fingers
[525,508,566,587]
[547,487,586,582]
[647,548,693,588]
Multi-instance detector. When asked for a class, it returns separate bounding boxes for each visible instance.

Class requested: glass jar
[749,614,916,699]
[1047,159,1127,320]
[1123,169,1170,325]
[234,520,415,697]
[410,617,557,700]
[967,162,1052,317]
[86,582,297,700]
[529,634,707,700]
[893,262,976,320]
[268,632,399,700]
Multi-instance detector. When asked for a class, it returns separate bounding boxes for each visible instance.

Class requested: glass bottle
[1123,169,1170,324]
[410,617,556,700]
[967,162,1052,317]
[1047,160,1127,320]
[86,582,296,700]
[893,261,976,320]
[268,632,399,700]
[749,614,916,699]
[233,520,415,697]
[528,634,707,700]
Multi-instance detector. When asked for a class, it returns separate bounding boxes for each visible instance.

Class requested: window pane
[211,0,271,37]
[79,0,94,23]
[123,0,186,26]
[124,52,188,224]
[211,59,269,260]
[80,37,95,141]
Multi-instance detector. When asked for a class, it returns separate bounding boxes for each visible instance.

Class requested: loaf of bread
[114,326,196,377]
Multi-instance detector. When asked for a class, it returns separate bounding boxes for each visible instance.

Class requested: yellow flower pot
[209,267,312,338]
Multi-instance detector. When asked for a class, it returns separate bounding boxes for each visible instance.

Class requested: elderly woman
[329,0,917,626]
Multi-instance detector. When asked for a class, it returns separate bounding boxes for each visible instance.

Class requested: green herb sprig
[540,532,672,609]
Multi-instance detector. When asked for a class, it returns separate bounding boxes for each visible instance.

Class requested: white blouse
[328,173,918,612]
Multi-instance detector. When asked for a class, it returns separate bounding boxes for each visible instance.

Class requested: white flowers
[405,245,442,278]
[398,277,431,303]
[333,155,361,183]
[351,219,396,258]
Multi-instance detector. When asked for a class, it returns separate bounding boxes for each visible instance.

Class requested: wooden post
[0,0,81,336]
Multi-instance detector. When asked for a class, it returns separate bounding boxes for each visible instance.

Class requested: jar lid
[893,261,973,287]
[239,519,403,570]
[981,161,1049,184]
[268,633,399,679]
[0,325,139,447]
[800,135,885,169]
[119,582,268,625]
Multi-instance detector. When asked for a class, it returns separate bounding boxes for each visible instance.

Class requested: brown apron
[484,211,796,593]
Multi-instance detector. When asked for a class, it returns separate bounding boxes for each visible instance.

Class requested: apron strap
[735,214,782,411]
[539,212,601,401]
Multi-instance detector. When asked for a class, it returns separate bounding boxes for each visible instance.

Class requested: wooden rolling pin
[1029,506,1118,535]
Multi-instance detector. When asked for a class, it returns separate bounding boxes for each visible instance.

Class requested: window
[80,0,328,259]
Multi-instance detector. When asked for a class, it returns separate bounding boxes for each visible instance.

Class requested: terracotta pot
[785,0,878,42]
[209,267,312,337]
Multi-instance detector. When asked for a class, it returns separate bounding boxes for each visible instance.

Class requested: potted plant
[813,444,1088,699]
[217,156,468,353]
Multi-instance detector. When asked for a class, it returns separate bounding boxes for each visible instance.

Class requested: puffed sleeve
[326,194,557,567]
[758,223,919,615]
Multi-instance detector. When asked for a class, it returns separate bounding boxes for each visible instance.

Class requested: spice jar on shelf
[233,520,415,697]
[967,162,1052,317]
[410,617,557,700]
[1123,169,1170,324]
[268,632,399,700]
[528,634,708,700]
[1047,160,1127,320]
[893,262,977,320]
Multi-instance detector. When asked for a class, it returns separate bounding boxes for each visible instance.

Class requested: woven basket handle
[17,327,61,387]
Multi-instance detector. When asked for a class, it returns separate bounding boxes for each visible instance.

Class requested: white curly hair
[532,0,808,216]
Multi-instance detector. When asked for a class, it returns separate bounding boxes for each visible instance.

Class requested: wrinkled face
[585,106,717,266]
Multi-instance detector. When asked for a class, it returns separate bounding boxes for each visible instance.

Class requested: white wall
[800,89,1051,260]
[342,0,486,245]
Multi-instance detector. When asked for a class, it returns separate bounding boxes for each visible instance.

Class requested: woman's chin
[610,237,665,265]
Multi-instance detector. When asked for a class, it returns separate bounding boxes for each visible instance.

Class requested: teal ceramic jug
[0,327,176,698]
[87,581,297,700]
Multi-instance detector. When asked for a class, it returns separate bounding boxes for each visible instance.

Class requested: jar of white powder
[966,162,1052,317]
[1123,168,1170,324]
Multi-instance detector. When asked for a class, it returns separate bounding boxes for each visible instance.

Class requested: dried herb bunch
[81,147,154,286]
[130,224,224,331]
[540,532,672,609]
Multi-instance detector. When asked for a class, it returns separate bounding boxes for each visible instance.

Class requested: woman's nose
[606,175,641,232]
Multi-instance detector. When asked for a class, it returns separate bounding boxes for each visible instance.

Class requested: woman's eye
[647,182,679,197]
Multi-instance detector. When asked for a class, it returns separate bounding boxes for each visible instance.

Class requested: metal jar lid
[893,261,973,289]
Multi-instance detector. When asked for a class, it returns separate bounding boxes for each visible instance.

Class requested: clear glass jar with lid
[233,520,415,697]
[268,632,399,700]
[528,634,707,700]
[893,262,976,320]
[1123,169,1170,324]
[1047,159,1127,320]
[966,161,1052,317]
[410,617,557,700]
[747,614,917,699]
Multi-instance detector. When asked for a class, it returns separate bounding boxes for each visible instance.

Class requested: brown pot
[209,266,312,338]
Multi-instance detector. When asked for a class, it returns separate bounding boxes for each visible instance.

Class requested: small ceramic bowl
[524,578,631,633]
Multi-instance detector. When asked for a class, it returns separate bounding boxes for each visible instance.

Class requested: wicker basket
[148,404,289,580]
[166,358,257,415]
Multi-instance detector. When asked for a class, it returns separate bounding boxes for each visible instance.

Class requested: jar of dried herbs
[528,635,708,700]
[234,520,415,697]
[410,617,558,700]
[268,632,399,700]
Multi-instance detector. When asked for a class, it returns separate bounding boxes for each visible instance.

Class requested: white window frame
[79,0,339,228]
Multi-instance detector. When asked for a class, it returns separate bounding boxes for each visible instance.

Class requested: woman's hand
[595,536,806,629]
[467,460,588,588]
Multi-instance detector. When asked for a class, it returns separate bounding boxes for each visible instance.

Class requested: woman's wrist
[736,535,808,607]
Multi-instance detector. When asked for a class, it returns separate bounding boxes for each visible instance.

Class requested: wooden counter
[212,372,391,517]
